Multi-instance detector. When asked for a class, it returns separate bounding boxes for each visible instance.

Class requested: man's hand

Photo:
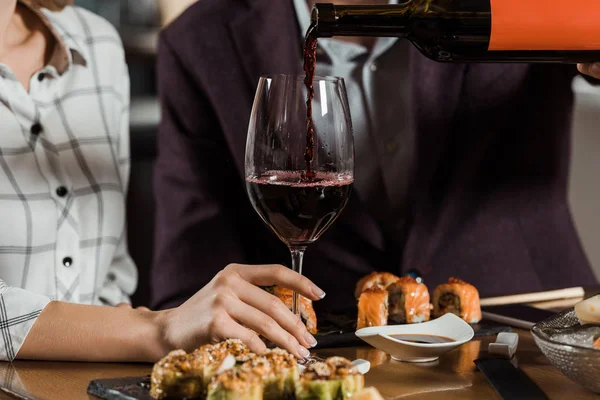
[578,63,600,79]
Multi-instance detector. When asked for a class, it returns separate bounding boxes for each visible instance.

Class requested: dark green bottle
[310,1,600,63]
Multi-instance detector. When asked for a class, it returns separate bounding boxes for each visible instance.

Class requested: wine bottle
[310,1,600,63]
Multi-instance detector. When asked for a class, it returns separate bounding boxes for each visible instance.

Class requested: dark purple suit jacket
[151,0,597,312]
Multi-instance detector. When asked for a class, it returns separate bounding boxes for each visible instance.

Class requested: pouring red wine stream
[302,22,318,183]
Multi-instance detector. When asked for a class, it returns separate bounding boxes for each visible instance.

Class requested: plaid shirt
[0,2,136,360]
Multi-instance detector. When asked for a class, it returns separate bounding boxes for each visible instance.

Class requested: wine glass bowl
[245,74,354,316]
[245,171,353,246]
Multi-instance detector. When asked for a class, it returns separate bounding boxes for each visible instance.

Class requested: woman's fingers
[233,278,318,349]
[202,264,322,358]
[213,315,268,355]
[224,264,326,301]
[212,267,318,349]
[217,293,310,359]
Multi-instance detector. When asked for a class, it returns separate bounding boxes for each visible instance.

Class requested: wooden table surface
[0,328,596,400]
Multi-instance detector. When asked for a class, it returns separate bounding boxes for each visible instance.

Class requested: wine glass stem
[289,246,307,316]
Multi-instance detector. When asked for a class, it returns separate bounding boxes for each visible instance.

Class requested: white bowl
[355,313,475,363]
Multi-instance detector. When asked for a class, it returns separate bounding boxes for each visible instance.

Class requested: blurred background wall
[72,1,600,304]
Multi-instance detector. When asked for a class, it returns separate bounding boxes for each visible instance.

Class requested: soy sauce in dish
[390,334,455,344]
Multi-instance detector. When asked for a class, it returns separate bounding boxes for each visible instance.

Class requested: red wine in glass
[246,171,353,246]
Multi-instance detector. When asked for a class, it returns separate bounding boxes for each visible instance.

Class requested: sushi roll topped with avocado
[207,366,263,400]
[297,357,364,400]
[259,349,300,399]
[150,348,230,400]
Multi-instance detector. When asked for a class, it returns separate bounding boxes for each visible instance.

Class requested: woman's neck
[0,2,55,91]
[0,1,18,57]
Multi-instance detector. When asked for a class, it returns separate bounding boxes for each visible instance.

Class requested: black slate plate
[88,312,511,400]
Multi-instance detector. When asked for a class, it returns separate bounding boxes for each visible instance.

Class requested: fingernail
[298,345,310,359]
[592,63,600,73]
[305,332,318,348]
[312,286,326,299]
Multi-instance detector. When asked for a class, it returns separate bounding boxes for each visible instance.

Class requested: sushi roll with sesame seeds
[206,367,263,400]
[296,357,364,400]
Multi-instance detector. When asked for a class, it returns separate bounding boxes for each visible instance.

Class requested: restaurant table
[0,328,596,400]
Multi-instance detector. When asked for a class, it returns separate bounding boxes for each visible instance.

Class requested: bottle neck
[311,3,411,38]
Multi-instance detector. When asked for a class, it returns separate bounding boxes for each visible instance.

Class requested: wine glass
[245,74,354,318]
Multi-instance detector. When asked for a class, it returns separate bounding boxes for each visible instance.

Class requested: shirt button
[38,73,46,82]
[62,257,73,267]
[30,123,43,135]
[56,186,68,197]
[370,62,378,72]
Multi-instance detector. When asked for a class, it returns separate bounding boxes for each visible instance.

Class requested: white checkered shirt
[0,2,137,360]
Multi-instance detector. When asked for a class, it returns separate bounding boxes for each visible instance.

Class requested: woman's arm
[17,301,166,362]
[17,264,324,362]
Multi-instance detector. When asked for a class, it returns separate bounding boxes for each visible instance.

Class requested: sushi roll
[150,347,227,399]
[261,348,300,399]
[357,288,389,329]
[326,357,365,399]
[432,277,481,323]
[239,349,299,400]
[263,286,317,335]
[211,339,252,363]
[296,357,364,400]
[206,367,263,400]
[387,276,431,324]
[355,272,400,299]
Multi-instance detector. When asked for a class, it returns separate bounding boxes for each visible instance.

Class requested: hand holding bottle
[578,64,600,79]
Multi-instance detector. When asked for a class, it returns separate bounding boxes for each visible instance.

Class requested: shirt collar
[293,0,399,64]
[18,0,87,75]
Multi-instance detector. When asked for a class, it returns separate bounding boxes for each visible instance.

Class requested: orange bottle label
[489,0,600,50]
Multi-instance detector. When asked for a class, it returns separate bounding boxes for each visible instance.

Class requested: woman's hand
[578,63,600,79]
[156,264,326,360]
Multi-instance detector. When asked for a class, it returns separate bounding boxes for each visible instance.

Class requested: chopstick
[527,297,584,310]
[480,287,585,307]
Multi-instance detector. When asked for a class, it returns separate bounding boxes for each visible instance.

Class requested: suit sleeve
[151,33,247,310]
